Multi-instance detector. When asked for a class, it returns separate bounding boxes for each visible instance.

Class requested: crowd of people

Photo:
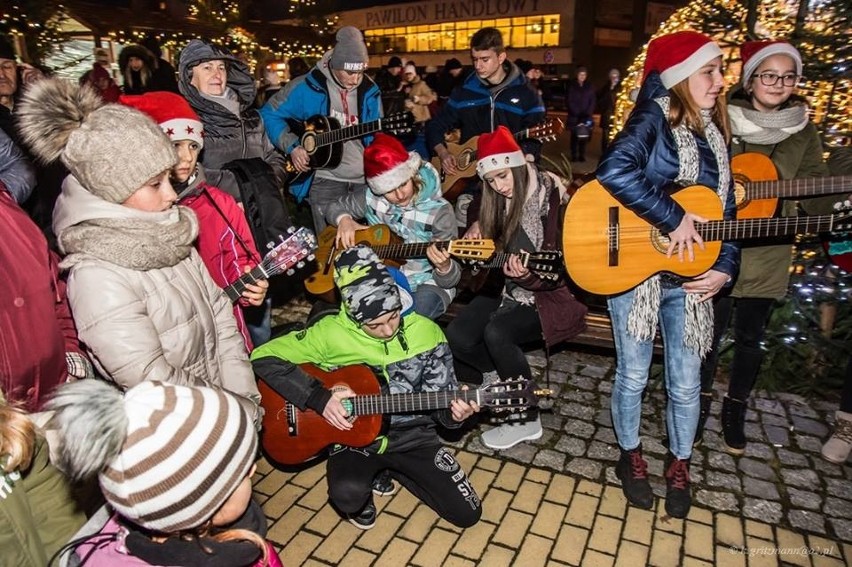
[0,21,850,566]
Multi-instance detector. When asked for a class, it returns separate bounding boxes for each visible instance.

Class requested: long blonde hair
[668,80,731,143]
[0,392,36,473]
[478,163,530,247]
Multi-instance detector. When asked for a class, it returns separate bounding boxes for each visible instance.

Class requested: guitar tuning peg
[266,242,274,250]
[307,254,316,261]
[296,261,305,269]
[286,268,295,276]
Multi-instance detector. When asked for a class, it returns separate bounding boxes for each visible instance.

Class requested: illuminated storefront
[337,0,574,71]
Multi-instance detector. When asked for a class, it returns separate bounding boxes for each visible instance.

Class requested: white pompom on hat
[476,126,525,178]
[364,133,422,195]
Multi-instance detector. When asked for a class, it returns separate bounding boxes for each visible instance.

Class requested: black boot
[616,445,654,509]
[693,392,714,447]
[664,454,692,518]
[721,395,747,454]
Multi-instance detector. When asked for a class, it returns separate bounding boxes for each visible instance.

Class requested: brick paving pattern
[257,300,852,565]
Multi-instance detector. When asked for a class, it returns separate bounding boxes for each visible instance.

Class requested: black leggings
[444,295,542,384]
[700,296,775,400]
[327,444,481,528]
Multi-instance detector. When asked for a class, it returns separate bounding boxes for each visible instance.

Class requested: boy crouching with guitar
[251,246,482,530]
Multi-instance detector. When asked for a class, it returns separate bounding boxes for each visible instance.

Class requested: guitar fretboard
[746,175,852,200]
[697,213,841,242]
[350,389,478,416]
[225,265,268,303]
[315,119,384,148]
[373,240,489,260]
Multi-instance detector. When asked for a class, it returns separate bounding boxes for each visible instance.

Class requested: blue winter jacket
[260,66,382,202]
[425,62,545,155]
[596,72,739,279]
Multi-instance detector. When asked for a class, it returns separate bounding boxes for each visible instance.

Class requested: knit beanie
[119,91,205,148]
[740,40,803,85]
[334,246,402,325]
[445,58,463,71]
[387,56,402,69]
[16,79,176,204]
[330,26,369,72]
[644,31,723,89]
[364,132,422,195]
[47,380,257,533]
[476,126,525,178]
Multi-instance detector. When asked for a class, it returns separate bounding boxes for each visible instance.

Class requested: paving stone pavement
[255,297,852,565]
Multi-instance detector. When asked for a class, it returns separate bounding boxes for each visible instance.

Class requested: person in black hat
[435,57,464,105]
[374,55,405,115]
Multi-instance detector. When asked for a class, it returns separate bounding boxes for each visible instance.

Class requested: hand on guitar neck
[238,265,269,306]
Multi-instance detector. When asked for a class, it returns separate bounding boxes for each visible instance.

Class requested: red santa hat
[364,133,422,196]
[740,40,802,85]
[644,31,723,89]
[118,91,204,148]
[476,126,525,178]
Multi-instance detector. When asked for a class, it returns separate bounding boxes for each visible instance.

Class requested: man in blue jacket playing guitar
[260,26,382,233]
[251,246,482,530]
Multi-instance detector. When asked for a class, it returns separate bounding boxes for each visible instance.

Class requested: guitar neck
[746,175,852,200]
[476,251,514,268]
[698,213,840,242]
[350,388,478,416]
[224,265,268,303]
[373,240,454,259]
[316,119,383,148]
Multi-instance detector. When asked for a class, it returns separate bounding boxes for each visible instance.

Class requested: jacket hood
[118,45,156,73]
[52,175,184,247]
[465,59,524,93]
[178,39,257,113]
[636,71,668,103]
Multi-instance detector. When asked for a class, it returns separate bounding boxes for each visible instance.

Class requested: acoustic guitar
[258,364,551,465]
[732,152,852,219]
[283,112,415,182]
[431,118,564,201]
[304,224,496,296]
[223,227,317,303]
[561,181,852,295]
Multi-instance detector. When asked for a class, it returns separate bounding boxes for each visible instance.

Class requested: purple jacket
[566,80,596,128]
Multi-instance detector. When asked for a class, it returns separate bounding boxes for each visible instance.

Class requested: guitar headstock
[265,227,318,277]
[478,378,552,412]
[446,238,496,260]
[832,200,852,232]
[521,250,564,281]
[524,118,565,143]
[381,112,416,136]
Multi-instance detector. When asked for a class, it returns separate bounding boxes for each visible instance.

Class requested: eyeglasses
[754,72,800,87]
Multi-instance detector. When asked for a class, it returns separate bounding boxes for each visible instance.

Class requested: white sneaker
[481,414,542,450]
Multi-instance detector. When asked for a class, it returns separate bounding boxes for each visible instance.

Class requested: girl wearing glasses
[698,41,829,453]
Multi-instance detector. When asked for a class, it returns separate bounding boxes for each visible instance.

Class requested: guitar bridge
[608,206,619,266]
[285,402,298,437]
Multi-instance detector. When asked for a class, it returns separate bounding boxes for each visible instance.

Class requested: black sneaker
[348,498,377,530]
[664,455,692,518]
[616,446,654,509]
[371,470,399,497]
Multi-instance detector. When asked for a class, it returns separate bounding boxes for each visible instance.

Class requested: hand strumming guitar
[290,146,311,173]
[335,216,370,248]
[322,387,355,431]
[435,145,460,176]
[666,212,708,262]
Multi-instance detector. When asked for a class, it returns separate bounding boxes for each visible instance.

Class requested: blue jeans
[244,297,272,348]
[413,284,447,320]
[608,285,701,460]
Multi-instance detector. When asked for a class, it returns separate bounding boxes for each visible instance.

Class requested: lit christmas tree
[0,0,67,65]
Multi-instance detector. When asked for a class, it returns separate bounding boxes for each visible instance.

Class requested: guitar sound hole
[302,134,317,153]
[650,229,670,255]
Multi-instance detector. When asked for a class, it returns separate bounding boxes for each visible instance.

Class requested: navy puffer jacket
[595,72,739,279]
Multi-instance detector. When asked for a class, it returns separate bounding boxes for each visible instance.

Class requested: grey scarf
[200,87,241,117]
[60,206,199,270]
[626,98,731,358]
[728,101,808,145]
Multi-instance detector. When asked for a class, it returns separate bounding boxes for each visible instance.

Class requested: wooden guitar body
[304,225,402,296]
[431,138,480,201]
[258,365,384,465]
[732,152,779,219]
[562,182,723,295]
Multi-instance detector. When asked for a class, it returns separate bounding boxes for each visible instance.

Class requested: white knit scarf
[728,101,808,145]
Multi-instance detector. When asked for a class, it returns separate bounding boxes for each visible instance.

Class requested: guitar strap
[200,186,263,264]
